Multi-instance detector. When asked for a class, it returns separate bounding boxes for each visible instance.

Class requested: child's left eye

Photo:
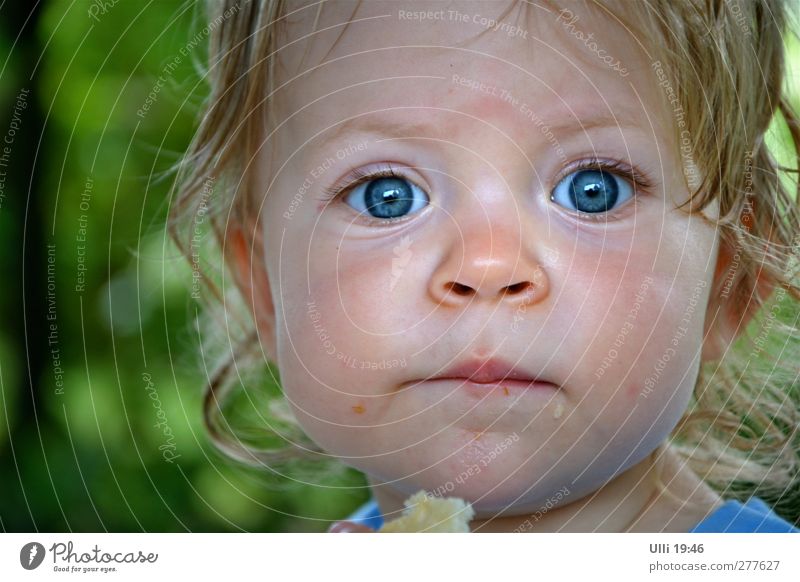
[550,168,634,215]
[343,175,429,219]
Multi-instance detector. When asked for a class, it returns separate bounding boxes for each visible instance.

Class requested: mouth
[420,357,556,389]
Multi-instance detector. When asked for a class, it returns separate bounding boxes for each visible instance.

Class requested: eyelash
[318,163,407,203]
[317,158,655,221]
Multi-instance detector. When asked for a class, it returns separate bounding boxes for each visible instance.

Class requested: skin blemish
[352,404,365,414]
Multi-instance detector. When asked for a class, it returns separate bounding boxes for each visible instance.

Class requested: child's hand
[327,520,375,533]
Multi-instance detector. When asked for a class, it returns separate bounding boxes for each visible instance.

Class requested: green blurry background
[0,1,370,532]
[0,2,798,532]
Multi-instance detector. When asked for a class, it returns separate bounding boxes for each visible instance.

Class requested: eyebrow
[315,109,647,150]
[315,117,449,151]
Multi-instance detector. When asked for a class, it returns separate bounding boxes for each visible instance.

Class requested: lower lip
[418,378,557,399]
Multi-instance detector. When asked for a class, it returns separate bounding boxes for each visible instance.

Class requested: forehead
[273,0,666,153]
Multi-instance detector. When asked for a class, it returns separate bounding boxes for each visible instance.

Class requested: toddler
[170,0,800,532]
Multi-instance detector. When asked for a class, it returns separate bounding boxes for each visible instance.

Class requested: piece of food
[378,490,475,533]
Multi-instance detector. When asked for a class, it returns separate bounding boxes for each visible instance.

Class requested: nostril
[444,281,474,296]
[501,281,534,296]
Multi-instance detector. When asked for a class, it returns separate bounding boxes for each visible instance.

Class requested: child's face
[252,1,721,514]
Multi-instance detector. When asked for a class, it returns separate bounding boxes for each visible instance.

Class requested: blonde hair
[168,0,800,518]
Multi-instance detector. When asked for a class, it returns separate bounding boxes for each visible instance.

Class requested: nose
[428,217,550,308]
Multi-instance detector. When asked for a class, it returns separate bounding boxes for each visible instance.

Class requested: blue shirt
[345,496,798,532]
[689,497,798,533]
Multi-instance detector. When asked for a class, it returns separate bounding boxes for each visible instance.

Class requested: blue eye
[343,175,429,219]
[550,168,633,214]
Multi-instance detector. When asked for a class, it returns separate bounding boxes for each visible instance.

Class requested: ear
[227,221,278,364]
[701,234,775,362]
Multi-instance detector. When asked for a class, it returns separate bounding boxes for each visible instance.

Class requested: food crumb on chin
[553,402,564,419]
[502,386,510,396]
[352,404,365,414]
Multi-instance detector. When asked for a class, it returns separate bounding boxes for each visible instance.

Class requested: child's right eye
[321,166,431,220]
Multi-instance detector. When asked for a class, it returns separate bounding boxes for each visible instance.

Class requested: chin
[392,469,536,513]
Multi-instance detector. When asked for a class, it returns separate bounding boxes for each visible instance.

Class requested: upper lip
[425,357,547,385]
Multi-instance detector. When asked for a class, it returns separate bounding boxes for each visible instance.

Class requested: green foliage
[0,1,369,532]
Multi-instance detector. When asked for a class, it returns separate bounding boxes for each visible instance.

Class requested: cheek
[557,225,710,431]
[308,234,428,335]
[269,233,415,451]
